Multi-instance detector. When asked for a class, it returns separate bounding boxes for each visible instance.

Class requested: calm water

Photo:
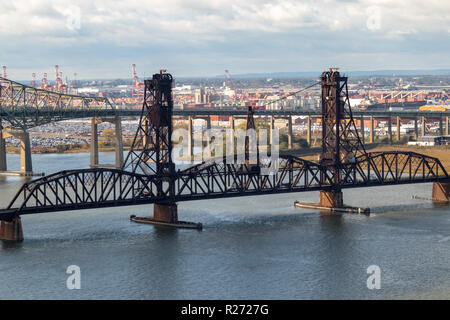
[0,152,450,299]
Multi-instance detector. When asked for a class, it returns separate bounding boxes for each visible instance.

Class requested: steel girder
[0,77,115,129]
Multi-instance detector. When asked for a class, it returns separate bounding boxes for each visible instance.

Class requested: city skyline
[0,0,449,79]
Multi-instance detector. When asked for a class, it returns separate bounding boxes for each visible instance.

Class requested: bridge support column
[154,203,178,223]
[90,118,99,167]
[432,182,450,203]
[446,117,449,136]
[0,217,23,241]
[295,190,369,214]
[320,190,343,208]
[188,116,194,161]
[396,116,401,142]
[269,116,274,146]
[414,117,419,140]
[90,116,124,169]
[19,132,32,174]
[0,127,7,171]
[287,116,293,149]
[2,130,33,174]
[369,116,374,143]
[306,116,311,146]
[387,116,392,144]
[421,117,426,137]
[360,116,365,145]
[229,116,235,131]
[113,116,124,169]
[204,116,211,159]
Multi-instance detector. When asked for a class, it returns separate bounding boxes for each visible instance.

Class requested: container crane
[225,69,238,101]
[40,73,52,90]
[31,73,36,87]
[131,63,144,104]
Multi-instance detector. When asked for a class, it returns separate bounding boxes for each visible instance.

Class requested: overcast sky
[0,0,449,80]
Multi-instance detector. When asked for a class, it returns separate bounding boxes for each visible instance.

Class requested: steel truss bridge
[1,76,449,130]
[0,70,449,238]
[0,76,114,129]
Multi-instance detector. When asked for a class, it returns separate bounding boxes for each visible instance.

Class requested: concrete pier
[287,116,293,149]
[369,116,374,143]
[269,116,274,146]
[130,202,202,229]
[113,116,124,168]
[306,116,311,146]
[387,116,392,144]
[20,132,32,173]
[360,116,365,145]
[90,117,99,167]
[446,117,450,136]
[2,130,32,174]
[0,126,7,171]
[432,182,450,203]
[396,116,401,142]
[154,203,178,223]
[320,190,343,207]
[0,217,23,241]
[229,116,235,130]
[90,116,124,169]
[294,190,369,215]
[414,117,419,140]
[188,116,194,161]
[421,117,426,136]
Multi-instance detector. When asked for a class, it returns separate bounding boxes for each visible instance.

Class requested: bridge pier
[90,117,99,167]
[295,190,369,214]
[369,116,374,143]
[188,116,194,161]
[387,116,392,144]
[306,116,311,146]
[0,127,7,171]
[432,182,450,203]
[287,116,293,149]
[90,116,124,169]
[2,130,33,174]
[414,117,419,140]
[446,116,449,136]
[0,217,23,241]
[396,116,401,142]
[320,190,343,207]
[360,116,365,145]
[421,117,426,136]
[154,203,178,223]
[269,116,274,146]
[229,116,235,131]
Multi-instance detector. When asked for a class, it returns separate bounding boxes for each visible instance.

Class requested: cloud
[0,0,449,78]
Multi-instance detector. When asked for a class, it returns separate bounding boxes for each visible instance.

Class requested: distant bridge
[0,76,114,129]
[1,76,450,130]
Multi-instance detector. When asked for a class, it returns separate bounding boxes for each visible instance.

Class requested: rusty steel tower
[123,71,179,223]
[318,68,366,206]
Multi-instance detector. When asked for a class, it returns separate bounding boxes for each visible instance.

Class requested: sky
[0,0,449,80]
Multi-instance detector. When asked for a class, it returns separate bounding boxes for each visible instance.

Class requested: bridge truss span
[0,77,115,129]
[1,150,447,220]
